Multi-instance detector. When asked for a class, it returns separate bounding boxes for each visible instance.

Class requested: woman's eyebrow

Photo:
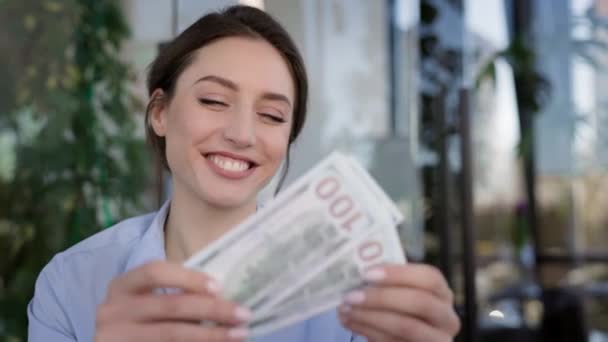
[261,93,292,109]
[194,74,292,108]
[194,75,238,90]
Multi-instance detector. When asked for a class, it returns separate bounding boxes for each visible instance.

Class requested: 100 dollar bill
[249,225,406,336]
[183,152,403,311]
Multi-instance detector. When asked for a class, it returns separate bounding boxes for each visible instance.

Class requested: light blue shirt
[27,201,363,341]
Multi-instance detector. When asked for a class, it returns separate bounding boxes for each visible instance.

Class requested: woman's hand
[94,261,251,342]
[339,264,460,342]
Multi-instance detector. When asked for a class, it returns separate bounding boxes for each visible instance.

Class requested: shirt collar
[124,200,171,272]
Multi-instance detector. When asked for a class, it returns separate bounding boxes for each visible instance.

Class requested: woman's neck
[164,184,256,263]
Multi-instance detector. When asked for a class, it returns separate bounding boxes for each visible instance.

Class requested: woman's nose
[222,109,256,148]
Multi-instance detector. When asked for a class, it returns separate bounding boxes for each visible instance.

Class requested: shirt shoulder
[48,211,160,308]
[60,212,156,258]
[28,211,160,342]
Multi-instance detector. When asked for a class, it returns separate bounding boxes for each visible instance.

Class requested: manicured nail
[344,290,365,304]
[228,327,249,339]
[338,304,351,313]
[234,307,252,322]
[364,269,386,282]
[206,279,221,294]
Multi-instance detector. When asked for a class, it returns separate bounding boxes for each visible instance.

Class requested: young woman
[28,5,460,342]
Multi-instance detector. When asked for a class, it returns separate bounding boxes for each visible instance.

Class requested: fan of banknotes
[184,152,407,336]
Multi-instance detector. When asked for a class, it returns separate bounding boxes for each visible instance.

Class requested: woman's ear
[149,89,168,137]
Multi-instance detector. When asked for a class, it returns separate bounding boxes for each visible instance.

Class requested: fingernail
[234,307,252,322]
[228,327,249,339]
[364,269,386,282]
[206,279,221,294]
[338,304,351,313]
[344,290,365,304]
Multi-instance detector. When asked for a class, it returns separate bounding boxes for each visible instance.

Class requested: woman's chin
[202,193,256,211]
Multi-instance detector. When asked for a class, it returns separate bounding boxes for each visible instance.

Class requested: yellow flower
[46,76,57,90]
[0,132,17,183]
[24,14,37,31]
[44,1,63,13]
[27,66,37,78]
[62,64,80,89]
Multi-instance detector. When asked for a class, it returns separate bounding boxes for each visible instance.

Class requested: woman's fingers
[340,318,400,342]
[95,322,249,342]
[106,261,219,299]
[342,286,459,333]
[95,261,249,342]
[365,264,453,302]
[340,306,451,342]
[96,294,251,326]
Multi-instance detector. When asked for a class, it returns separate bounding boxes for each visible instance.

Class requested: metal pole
[387,0,398,136]
[459,87,477,342]
[172,0,179,36]
[435,92,453,287]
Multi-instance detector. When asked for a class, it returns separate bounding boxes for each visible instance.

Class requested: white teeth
[209,155,250,172]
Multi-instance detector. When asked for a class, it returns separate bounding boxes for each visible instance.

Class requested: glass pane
[570,0,608,253]
[266,0,424,259]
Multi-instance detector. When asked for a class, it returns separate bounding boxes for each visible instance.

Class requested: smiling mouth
[205,153,257,172]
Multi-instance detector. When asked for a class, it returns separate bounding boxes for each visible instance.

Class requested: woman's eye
[260,113,286,124]
[199,98,228,107]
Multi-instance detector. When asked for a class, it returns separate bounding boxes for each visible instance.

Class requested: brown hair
[145,5,308,193]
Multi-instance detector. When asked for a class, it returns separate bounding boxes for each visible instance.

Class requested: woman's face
[151,36,295,209]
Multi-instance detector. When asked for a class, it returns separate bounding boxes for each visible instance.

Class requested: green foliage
[476,36,551,112]
[0,0,150,339]
[475,35,551,159]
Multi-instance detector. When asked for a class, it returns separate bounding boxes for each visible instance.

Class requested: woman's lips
[204,153,257,180]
